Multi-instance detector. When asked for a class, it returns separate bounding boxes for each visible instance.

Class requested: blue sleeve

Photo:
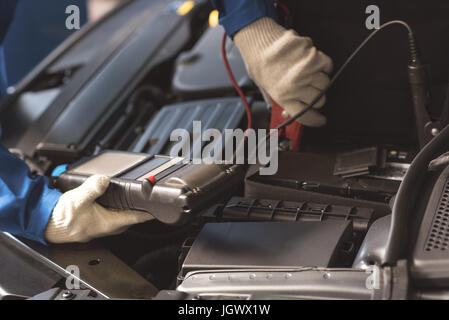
[0,2,61,243]
[210,0,277,36]
[0,127,61,244]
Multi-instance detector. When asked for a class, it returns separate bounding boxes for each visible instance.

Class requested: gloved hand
[45,175,153,244]
[234,17,333,127]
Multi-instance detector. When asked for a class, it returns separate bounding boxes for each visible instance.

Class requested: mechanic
[0,0,331,245]
[211,0,333,127]
[0,1,152,245]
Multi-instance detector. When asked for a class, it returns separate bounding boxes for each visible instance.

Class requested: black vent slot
[412,166,449,284]
[425,181,449,252]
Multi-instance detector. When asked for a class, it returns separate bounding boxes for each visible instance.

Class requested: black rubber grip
[55,173,149,212]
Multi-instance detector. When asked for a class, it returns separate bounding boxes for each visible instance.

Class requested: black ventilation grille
[425,180,449,252]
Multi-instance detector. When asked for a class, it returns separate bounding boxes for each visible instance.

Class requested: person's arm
[0,134,61,244]
[0,2,57,244]
[233,18,333,127]
[0,128,153,244]
[211,1,334,127]
[210,0,277,36]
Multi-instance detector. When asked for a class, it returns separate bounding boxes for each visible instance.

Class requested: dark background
[283,0,449,148]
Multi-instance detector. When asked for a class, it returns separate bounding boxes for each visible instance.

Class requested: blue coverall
[210,0,277,36]
[0,0,275,244]
[1,0,61,244]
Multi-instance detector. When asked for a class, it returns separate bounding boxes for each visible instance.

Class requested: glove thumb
[72,175,110,204]
[282,101,327,127]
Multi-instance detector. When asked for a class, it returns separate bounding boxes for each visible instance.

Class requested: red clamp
[269,100,303,152]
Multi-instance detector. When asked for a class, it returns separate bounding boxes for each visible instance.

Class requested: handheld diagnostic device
[54,151,243,225]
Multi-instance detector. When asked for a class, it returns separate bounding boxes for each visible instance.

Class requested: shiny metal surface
[177,268,374,300]
[353,215,391,269]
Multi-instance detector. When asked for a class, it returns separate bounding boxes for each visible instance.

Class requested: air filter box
[179,221,354,280]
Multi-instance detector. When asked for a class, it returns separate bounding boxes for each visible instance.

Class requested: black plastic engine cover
[179,221,354,280]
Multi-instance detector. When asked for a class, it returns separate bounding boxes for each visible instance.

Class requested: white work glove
[45,175,153,244]
[234,17,333,127]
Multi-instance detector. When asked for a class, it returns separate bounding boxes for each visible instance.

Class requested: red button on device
[147,176,156,184]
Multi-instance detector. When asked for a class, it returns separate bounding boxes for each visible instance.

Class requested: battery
[55,150,243,225]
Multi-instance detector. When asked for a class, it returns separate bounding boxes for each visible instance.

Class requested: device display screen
[69,152,149,177]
